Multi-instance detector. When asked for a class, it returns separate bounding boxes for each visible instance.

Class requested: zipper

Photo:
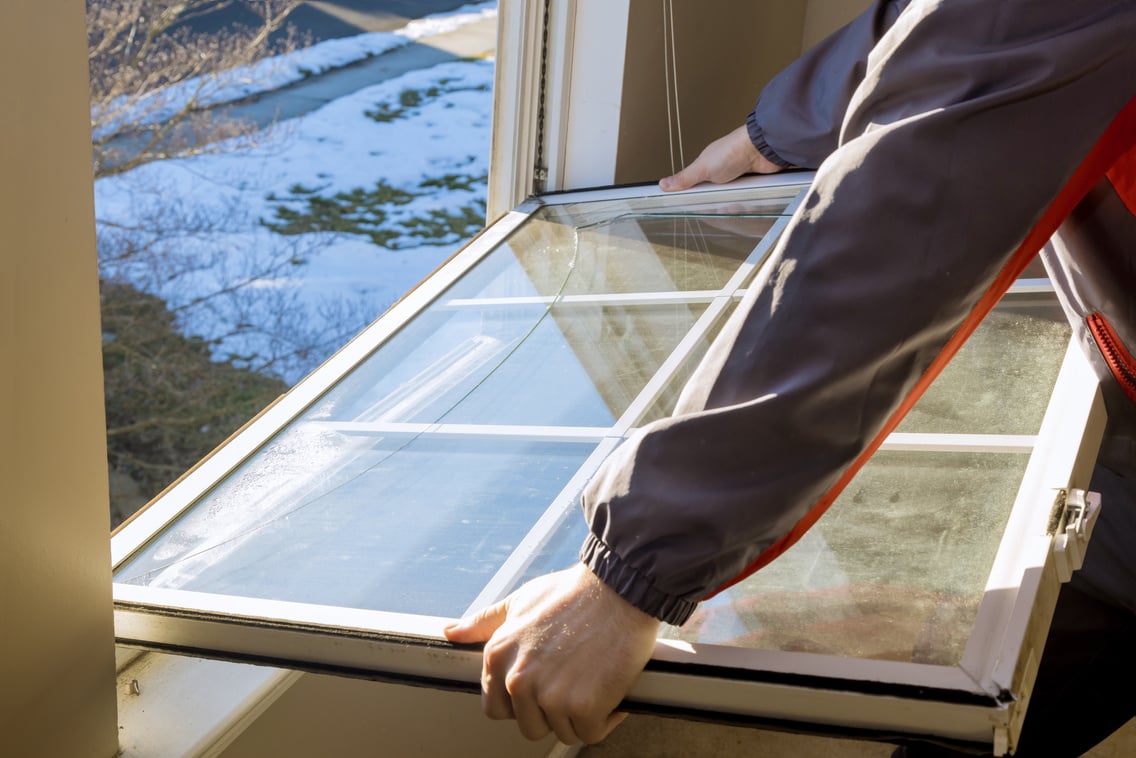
[1088,312,1136,405]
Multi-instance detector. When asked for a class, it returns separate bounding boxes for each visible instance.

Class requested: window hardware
[1051,488,1101,582]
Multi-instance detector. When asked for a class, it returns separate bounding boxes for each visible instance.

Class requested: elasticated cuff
[579,532,697,626]
[746,109,794,169]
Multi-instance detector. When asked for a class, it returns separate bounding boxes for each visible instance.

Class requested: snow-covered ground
[95,3,497,384]
[93,1,497,138]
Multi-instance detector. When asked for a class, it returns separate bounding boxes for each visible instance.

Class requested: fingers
[660,163,706,192]
[660,124,784,192]
[443,600,507,644]
[481,669,515,720]
[512,693,555,741]
[451,566,655,746]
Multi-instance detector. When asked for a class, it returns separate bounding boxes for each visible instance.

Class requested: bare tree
[86,1,376,522]
[88,0,302,178]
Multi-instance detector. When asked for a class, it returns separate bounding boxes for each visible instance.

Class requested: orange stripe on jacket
[710,94,1136,597]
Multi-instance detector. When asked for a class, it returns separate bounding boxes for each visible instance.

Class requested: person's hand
[444,563,661,745]
[659,124,783,191]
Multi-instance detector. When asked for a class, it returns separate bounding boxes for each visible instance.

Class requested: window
[112,175,1104,754]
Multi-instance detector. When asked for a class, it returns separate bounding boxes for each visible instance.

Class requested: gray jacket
[580,0,1136,626]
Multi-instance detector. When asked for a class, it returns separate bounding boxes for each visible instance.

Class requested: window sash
[111,174,1104,748]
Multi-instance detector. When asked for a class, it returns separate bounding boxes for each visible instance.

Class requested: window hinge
[1049,488,1101,582]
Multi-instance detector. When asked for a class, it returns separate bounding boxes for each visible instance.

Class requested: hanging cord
[662,0,686,175]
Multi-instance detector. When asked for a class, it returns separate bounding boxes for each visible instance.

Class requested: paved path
[218,15,497,130]
[189,1,478,41]
[105,6,496,170]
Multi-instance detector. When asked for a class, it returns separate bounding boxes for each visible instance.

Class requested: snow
[94,6,497,385]
[92,1,497,138]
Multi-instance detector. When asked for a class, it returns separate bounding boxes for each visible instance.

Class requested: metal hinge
[1049,488,1102,582]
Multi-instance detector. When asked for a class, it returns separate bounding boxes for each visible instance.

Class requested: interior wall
[613,0,872,185]
[614,0,807,185]
[802,0,872,49]
[219,674,558,758]
[0,0,119,755]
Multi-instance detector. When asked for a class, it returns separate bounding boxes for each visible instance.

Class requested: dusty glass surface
[897,294,1070,436]
[665,452,1030,666]
[115,189,794,616]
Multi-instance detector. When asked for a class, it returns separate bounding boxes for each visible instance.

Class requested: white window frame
[112,173,1105,755]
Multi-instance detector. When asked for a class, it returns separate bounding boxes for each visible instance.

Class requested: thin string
[662,0,677,176]
[666,0,685,169]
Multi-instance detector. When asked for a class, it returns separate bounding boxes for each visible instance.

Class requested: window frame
[111,173,1106,753]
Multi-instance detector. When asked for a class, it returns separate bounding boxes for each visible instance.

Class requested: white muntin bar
[612,197,803,436]
[463,437,624,614]
[880,433,1038,454]
[111,206,538,567]
[440,290,721,308]
[316,421,611,443]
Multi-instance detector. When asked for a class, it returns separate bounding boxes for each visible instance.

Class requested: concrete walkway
[219,15,498,129]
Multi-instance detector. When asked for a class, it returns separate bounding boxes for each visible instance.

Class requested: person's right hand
[444,563,660,745]
[659,125,783,192]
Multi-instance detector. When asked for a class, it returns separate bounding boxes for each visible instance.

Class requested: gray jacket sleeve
[747,0,911,169]
[581,0,1136,626]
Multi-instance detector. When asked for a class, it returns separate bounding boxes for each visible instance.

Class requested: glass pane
[115,188,799,615]
[116,434,595,616]
[664,451,1030,666]
[452,194,790,299]
[897,292,1070,435]
[318,301,708,428]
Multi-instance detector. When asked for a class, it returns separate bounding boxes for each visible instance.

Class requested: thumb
[444,600,508,644]
[659,163,705,192]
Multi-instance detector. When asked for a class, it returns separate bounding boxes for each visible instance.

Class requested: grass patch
[365,82,492,124]
[264,178,486,248]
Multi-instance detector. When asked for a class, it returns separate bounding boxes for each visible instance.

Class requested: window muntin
[110,178,1103,746]
[116,436,595,615]
[501,289,1072,667]
[114,186,794,615]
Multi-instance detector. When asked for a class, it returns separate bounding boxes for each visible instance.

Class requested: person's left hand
[444,563,661,745]
[659,124,783,191]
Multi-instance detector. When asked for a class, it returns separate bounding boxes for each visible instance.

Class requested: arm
[451,0,1136,741]
[663,0,911,192]
[585,0,1136,625]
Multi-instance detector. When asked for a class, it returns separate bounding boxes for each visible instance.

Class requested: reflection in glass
[117,435,595,616]
[663,452,1030,666]
[116,189,793,615]
[318,301,709,428]
[117,180,1070,669]
[458,197,786,299]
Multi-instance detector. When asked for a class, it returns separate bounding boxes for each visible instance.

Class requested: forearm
[586,0,1136,626]
[748,0,911,168]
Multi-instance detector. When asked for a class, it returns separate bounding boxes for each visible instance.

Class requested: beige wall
[0,0,119,755]
[220,675,557,758]
[803,0,872,49]
[613,0,872,185]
